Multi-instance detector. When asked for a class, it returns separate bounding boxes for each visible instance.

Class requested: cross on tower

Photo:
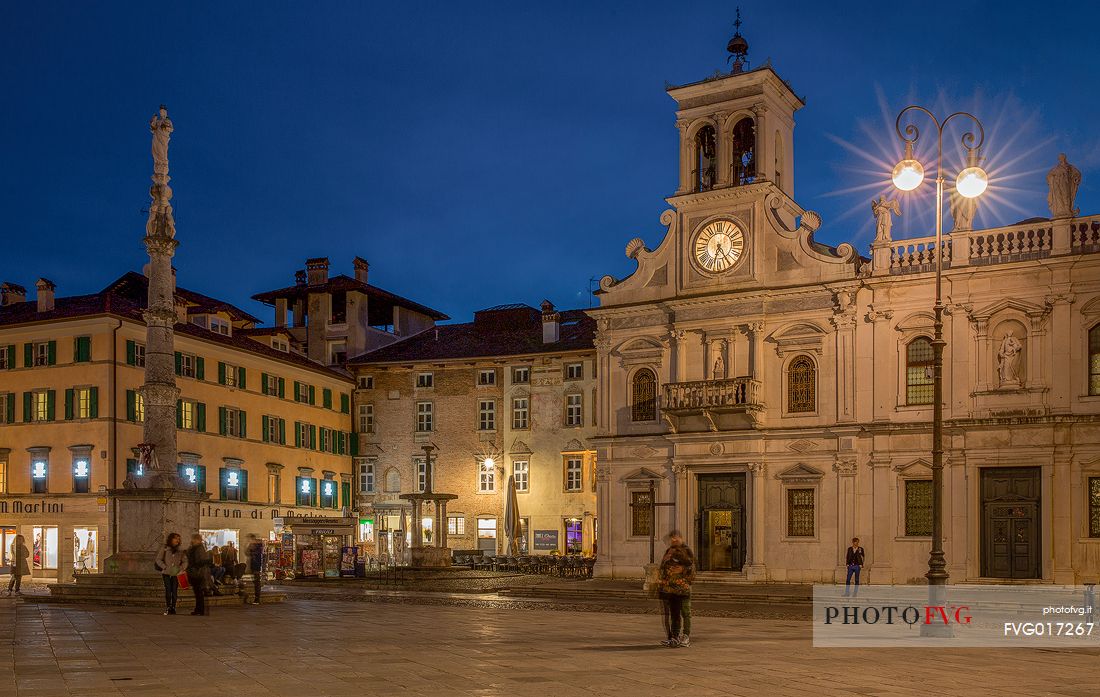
[630,479,676,564]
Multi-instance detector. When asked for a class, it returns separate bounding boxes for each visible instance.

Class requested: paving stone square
[1,594,1097,696]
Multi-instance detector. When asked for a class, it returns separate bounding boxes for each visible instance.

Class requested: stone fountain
[400,445,458,567]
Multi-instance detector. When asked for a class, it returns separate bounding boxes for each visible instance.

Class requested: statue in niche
[997,331,1023,386]
[149,105,173,176]
[1046,153,1081,218]
[871,196,901,243]
[712,342,727,380]
[949,188,978,232]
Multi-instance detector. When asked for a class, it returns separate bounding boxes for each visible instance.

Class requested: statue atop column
[949,188,978,232]
[1046,153,1081,218]
[871,196,900,243]
[149,105,173,178]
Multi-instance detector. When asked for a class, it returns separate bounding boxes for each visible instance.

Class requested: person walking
[222,541,239,583]
[844,537,865,596]
[245,534,265,605]
[185,534,212,616]
[657,530,695,648]
[6,535,30,595]
[154,532,187,615]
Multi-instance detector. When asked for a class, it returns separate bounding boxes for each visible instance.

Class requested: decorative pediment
[970,297,1048,322]
[1078,295,1100,318]
[892,458,932,476]
[562,438,586,453]
[895,311,935,333]
[613,336,665,368]
[767,322,827,357]
[620,467,667,483]
[776,463,825,482]
[509,439,532,455]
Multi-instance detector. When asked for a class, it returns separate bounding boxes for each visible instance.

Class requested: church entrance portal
[980,467,1041,580]
[696,473,746,572]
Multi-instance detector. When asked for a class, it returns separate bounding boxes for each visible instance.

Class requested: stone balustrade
[662,377,762,412]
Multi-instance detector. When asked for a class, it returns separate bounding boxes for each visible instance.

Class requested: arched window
[787,356,816,413]
[730,117,756,186]
[631,368,657,422]
[906,337,934,405]
[695,125,717,192]
[1089,324,1100,396]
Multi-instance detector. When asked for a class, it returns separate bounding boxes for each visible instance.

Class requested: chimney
[541,299,560,344]
[305,257,329,286]
[353,256,370,284]
[0,282,27,306]
[36,278,56,313]
[294,270,307,286]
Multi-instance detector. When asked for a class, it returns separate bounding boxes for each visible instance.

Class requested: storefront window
[32,526,59,569]
[0,527,16,570]
[358,518,374,543]
[200,529,239,549]
[73,528,98,572]
[564,518,582,554]
[477,518,497,553]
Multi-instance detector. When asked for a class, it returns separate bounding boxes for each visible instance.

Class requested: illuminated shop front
[272,515,356,578]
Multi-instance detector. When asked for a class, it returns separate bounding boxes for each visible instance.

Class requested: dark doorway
[980,467,1041,579]
[696,473,746,571]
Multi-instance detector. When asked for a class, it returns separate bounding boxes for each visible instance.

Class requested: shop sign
[533,529,559,550]
[0,500,64,514]
[200,504,271,520]
[311,529,336,535]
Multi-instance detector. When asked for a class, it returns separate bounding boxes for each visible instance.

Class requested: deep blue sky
[3,2,1098,323]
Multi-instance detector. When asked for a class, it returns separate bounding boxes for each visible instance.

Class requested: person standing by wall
[154,532,187,615]
[246,534,265,605]
[657,530,695,648]
[844,537,865,596]
[222,541,239,583]
[185,534,212,616]
[6,535,30,595]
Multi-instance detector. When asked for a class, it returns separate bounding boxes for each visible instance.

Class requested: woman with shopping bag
[154,533,187,615]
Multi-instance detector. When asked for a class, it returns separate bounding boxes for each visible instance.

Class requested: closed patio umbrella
[504,475,522,555]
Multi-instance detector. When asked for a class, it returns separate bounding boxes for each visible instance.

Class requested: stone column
[438,501,448,549]
[1046,294,1075,414]
[745,462,767,581]
[866,450,894,583]
[833,456,857,582]
[593,459,613,577]
[751,104,769,183]
[865,307,894,421]
[714,111,731,187]
[411,501,422,548]
[675,120,692,195]
[831,312,857,422]
[1051,451,1073,583]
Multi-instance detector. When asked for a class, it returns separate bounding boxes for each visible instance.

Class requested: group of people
[154,532,265,615]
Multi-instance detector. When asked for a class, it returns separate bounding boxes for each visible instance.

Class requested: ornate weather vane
[727,7,750,73]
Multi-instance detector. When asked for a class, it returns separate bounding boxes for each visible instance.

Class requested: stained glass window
[631,490,652,537]
[1089,325,1100,396]
[631,369,657,422]
[905,479,933,536]
[786,488,814,537]
[787,356,816,413]
[906,337,934,405]
[1088,477,1100,538]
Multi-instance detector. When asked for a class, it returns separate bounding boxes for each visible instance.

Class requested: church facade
[589,52,1100,584]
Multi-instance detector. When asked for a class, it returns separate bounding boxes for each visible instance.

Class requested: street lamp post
[892,106,988,631]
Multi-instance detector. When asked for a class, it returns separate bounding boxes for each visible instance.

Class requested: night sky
[3,2,1098,323]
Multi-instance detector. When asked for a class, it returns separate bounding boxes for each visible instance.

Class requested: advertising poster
[533,529,559,551]
[301,549,321,577]
[340,546,357,577]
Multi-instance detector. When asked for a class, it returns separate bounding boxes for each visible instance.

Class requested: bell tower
[670,12,802,201]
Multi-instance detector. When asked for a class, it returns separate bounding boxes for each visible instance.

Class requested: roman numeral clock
[692,218,746,273]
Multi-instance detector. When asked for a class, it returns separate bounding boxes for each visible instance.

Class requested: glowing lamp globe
[892,158,925,191]
[483,458,495,470]
[955,166,989,198]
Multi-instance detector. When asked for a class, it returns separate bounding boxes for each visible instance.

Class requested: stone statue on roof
[1046,153,1081,218]
[871,196,901,243]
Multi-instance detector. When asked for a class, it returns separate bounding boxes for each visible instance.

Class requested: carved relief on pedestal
[832,455,858,476]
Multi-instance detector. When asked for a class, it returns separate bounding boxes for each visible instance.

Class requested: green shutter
[238,367,246,390]
[340,393,350,414]
[261,415,270,442]
[294,421,302,447]
[24,344,32,368]
[311,478,318,507]
[22,392,32,422]
[65,388,74,420]
[323,388,333,409]
[341,482,351,509]
[5,345,14,369]
[278,377,286,398]
[126,390,136,421]
[261,373,269,395]
[198,465,207,493]
[239,411,247,439]
[196,402,206,432]
[219,467,228,500]
[176,399,183,429]
[336,431,345,455]
[241,469,249,502]
[5,395,13,424]
[47,341,56,365]
[309,425,317,450]
[349,432,358,456]
[46,389,55,420]
[76,336,91,362]
[89,387,98,418]
[219,406,228,435]
[308,385,316,405]
[218,362,226,385]
[174,352,182,375]
[126,340,136,366]
[279,418,286,445]
[195,357,205,380]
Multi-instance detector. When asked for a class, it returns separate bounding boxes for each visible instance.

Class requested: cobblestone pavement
[2,593,1098,697]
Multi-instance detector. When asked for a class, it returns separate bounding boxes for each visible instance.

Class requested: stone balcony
[661,377,763,432]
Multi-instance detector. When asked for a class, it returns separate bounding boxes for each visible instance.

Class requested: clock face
[693,219,745,273]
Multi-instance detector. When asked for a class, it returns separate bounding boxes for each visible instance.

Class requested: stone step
[30,572,285,607]
[498,584,812,603]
